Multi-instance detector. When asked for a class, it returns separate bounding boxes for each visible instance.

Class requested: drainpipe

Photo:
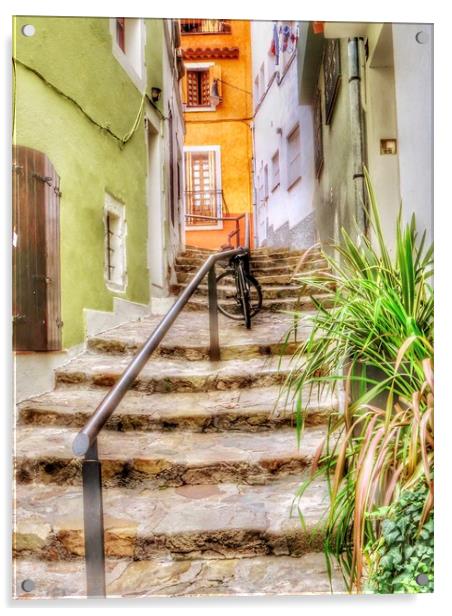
[347,37,367,235]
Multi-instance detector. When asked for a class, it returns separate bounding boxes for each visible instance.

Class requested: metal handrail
[185,212,250,250]
[73,246,247,457]
[72,246,249,597]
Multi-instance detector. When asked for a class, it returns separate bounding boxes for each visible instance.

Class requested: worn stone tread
[172,282,324,300]
[14,477,329,560]
[186,294,334,312]
[18,385,337,432]
[87,310,311,359]
[15,424,326,487]
[14,552,345,598]
[55,353,301,392]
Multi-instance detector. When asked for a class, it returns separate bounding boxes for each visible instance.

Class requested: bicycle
[216,251,262,329]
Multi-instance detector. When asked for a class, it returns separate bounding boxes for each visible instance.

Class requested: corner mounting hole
[21,579,35,592]
[21,24,36,37]
[416,573,429,586]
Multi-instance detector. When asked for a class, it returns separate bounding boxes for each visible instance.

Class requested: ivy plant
[366,481,434,594]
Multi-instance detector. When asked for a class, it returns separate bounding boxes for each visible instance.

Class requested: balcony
[180,19,232,35]
[185,190,224,227]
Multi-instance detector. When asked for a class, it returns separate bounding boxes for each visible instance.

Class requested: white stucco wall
[251,21,316,247]
[392,24,433,247]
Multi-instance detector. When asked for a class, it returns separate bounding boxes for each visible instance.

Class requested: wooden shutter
[187,71,199,107]
[13,146,62,351]
[200,70,210,106]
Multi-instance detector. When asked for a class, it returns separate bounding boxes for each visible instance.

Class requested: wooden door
[184,150,218,224]
[13,146,62,351]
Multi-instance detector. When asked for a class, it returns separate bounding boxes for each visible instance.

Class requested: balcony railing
[180,19,232,35]
[185,189,224,225]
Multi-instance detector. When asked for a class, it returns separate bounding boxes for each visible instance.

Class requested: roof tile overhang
[182,47,239,60]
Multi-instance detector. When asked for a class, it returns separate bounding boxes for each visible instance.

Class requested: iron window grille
[323,38,341,125]
[314,88,324,178]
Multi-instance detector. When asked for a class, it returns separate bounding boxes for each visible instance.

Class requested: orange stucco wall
[181,20,254,249]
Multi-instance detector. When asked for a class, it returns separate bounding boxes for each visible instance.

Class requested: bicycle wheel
[216,270,262,321]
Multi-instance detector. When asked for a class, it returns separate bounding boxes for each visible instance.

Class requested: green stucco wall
[13,17,163,348]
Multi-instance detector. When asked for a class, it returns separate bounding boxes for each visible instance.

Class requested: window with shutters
[104,194,127,293]
[271,150,280,191]
[184,146,223,228]
[287,124,301,189]
[183,63,222,111]
[186,69,211,107]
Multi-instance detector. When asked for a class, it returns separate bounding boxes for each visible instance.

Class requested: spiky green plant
[282,170,434,592]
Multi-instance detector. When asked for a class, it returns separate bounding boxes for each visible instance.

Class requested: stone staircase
[13,247,343,598]
[172,246,334,312]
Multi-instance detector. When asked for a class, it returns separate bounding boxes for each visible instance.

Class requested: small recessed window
[104,194,127,293]
[111,18,145,88]
[271,151,280,191]
[116,18,125,52]
[287,124,301,189]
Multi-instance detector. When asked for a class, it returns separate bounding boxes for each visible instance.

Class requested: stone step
[14,552,345,598]
[186,294,334,313]
[14,476,328,561]
[15,424,325,488]
[171,282,328,301]
[87,311,308,360]
[55,354,300,393]
[183,246,318,259]
[175,255,327,269]
[175,257,327,275]
[18,385,336,433]
[177,270,333,289]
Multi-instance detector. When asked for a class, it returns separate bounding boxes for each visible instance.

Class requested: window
[184,64,222,110]
[287,124,301,189]
[184,146,222,227]
[313,89,324,178]
[323,39,341,124]
[264,164,269,200]
[116,18,125,52]
[267,52,276,83]
[271,151,280,191]
[187,69,211,107]
[111,18,145,90]
[104,194,127,293]
[259,63,265,95]
[254,75,260,105]
[180,19,231,34]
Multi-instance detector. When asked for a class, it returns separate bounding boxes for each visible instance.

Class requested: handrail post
[82,440,106,597]
[208,265,220,361]
[235,219,240,248]
[245,212,250,249]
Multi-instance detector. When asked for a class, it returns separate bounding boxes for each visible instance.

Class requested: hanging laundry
[269,22,280,65]
[281,25,290,52]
